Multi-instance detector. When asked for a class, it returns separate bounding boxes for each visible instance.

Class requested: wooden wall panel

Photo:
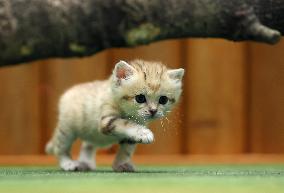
[249,39,284,153]
[185,39,248,154]
[41,52,109,154]
[0,63,41,154]
[109,40,184,154]
[1,38,284,156]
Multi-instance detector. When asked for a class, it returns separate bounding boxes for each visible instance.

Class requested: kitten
[46,59,184,172]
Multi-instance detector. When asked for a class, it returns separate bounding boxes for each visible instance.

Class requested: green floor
[0,165,284,193]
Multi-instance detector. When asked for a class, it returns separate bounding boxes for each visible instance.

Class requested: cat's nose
[149,109,157,116]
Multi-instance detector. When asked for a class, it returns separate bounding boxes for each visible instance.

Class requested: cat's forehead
[130,60,167,92]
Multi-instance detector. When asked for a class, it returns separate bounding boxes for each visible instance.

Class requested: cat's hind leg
[112,143,136,172]
[46,125,83,171]
[77,142,96,171]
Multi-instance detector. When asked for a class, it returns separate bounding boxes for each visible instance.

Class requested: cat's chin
[143,115,161,121]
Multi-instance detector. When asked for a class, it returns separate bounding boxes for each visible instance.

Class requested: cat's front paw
[112,162,135,172]
[126,127,154,144]
[60,160,94,171]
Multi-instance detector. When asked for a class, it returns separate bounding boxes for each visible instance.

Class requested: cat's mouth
[143,113,161,120]
[138,111,163,121]
[147,115,156,120]
[139,114,154,121]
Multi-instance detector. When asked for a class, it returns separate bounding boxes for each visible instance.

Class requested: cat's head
[111,60,184,122]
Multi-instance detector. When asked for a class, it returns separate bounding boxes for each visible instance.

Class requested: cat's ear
[113,60,135,81]
[167,68,185,82]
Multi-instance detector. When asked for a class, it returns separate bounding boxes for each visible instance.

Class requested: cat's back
[59,79,110,111]
[57,79,111,130]
[69,79,110,97]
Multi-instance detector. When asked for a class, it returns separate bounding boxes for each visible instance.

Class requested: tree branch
[0,0,283,66]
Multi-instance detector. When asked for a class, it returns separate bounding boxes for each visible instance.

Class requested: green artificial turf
[0,165,284,193]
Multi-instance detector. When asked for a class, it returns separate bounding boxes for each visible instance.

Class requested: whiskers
[160,119,165,131]
[127,112,148,124]
[165,116,170,124]
[157,110,181,136]
[127,114,144,123]
[159,112,169,132]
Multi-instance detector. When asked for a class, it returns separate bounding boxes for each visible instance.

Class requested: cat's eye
[159,96,168,105]
[135,94,146,103]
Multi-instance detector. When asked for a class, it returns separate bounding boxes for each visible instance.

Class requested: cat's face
[111,60,184,123]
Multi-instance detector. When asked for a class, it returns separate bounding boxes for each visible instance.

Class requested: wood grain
[184,39,248,154]
[1,39,284,156]
[249,39,284,153]
[0,63,41,154]
[41,52,110,154]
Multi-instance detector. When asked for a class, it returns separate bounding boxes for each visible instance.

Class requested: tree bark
[0,0,283,66]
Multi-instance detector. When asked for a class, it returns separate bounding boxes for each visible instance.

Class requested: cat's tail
[45,140,54,155]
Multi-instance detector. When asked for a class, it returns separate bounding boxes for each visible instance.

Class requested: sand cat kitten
[46,59,184,172]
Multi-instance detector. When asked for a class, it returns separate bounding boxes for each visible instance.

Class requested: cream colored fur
[46,59,184,172]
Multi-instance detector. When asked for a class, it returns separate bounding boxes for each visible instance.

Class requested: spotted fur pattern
[46,59,184,172]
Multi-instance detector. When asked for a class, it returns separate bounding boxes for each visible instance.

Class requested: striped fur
[45,59,184,172]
